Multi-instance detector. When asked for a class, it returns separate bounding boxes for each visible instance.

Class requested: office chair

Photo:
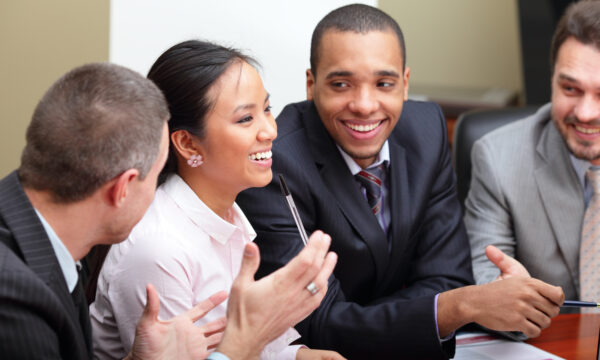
[452,106,538,209]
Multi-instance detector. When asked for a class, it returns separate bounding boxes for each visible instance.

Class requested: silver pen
[278,174,309,246]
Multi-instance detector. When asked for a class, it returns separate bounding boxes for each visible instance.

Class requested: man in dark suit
[237,4,565,359]
[0,63,337,360]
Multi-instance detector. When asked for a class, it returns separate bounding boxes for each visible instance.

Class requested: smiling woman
[168,59,277,212]
[88,40,341,360]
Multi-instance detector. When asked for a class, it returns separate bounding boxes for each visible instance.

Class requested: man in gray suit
[0,62,336,359]
[465,1,600,303]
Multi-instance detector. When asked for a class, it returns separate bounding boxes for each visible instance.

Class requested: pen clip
[278,174,309,246]
[279,174,290,196]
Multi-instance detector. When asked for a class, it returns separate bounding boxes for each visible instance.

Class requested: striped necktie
[355,165,385,215]
[580,168,600,305]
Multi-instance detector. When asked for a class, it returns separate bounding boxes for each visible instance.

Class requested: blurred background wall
[109,0,376,118]
[380,0,522,93]
[0,0,109,177]
[1,0,567,177]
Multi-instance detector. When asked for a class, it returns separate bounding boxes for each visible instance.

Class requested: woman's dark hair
[147,40,257,184]
[84,41,257,301]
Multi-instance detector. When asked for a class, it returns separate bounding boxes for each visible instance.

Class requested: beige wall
[379,0,522,93]
[0,1,521,176]
[0,1,109,177]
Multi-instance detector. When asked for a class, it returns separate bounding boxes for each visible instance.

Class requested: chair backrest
[452,106,538,209]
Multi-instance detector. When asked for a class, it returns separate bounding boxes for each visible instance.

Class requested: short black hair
[310,4,406,75]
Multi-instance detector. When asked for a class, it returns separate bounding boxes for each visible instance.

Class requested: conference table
[527,313,600,359]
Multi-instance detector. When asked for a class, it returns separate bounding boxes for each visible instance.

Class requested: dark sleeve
[239,170,448,358]
[237,102,471,359]
[393,103,473,301]
[0,257,62,359]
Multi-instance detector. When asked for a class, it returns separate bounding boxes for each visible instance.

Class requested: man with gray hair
[0,62,336,359]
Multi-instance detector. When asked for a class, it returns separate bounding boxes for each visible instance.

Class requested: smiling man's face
[306,29,409,169]
[551,37,600,164]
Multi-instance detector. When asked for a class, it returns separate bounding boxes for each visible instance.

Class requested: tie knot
[358,165,384,183]
[355,164,386,215]
[587,168,600,194]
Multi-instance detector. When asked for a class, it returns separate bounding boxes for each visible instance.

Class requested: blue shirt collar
[34,209,79,292]
[570,154,591,191]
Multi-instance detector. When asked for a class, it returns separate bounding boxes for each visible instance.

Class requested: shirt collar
[337,140,390,175]
[34,209,79,292]
[570,154,592,191]
[162,174,256,245]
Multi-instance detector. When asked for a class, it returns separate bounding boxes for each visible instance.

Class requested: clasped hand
[476,245,564,337]
[438,245,564,338]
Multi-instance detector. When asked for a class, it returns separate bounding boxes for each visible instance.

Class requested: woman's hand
[216,230,338,359]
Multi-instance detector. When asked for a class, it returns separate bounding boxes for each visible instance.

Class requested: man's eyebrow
[324,70,400,79]
[557,73,579,83]
[375,70,400,78]
[325,71,353,79]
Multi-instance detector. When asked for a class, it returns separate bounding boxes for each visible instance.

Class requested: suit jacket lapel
[387,139,410,265]
[363,127,413,297]
[0,171,89,351]
[534,121,583,289]
[304,104,389,283]
[0,172,62,283]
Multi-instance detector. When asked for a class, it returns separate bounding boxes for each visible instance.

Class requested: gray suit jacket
[0,171,92,359]
[464,103,583,301]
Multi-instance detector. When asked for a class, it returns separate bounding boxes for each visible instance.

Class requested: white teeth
[576,126,600,134]
[346,122,380,132]
[249,150,272,161]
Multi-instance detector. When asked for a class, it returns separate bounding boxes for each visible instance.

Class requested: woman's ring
[306,282,319,295]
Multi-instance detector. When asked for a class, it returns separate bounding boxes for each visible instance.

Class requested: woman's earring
[187,154,203,168]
